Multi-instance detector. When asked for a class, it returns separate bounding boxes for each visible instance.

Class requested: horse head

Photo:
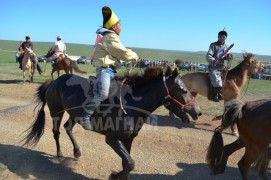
[24,47,36,60]
[162,67,202,120]
[45,48,54,58]
[243,53,262,75]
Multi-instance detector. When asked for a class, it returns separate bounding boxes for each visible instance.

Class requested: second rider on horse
[18,36,43,74]
[206,30,233,102]
[46,36,67,66]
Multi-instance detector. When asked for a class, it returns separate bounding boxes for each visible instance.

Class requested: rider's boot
[80,100,100,131]
[18,55,23,70]
[213,87,222,102]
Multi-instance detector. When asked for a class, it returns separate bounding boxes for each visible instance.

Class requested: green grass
[1,40,271,116]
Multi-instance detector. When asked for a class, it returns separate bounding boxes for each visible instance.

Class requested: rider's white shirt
[52,40,66,53]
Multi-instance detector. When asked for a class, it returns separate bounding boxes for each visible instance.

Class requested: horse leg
[28,68,32,83]
[231,124,239,137]
[31,64,35,82]
[64,117,81,158]
[23,70,26,83]
[70,67,73,74]
[238,146,263,180]
[218,138,244,173]
[64,68,69,74]
[106,135,135,180]
[120,138,135,179]
[52,113,64,157]
[51,69,55,79]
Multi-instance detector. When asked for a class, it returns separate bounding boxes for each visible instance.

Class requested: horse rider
[206,30,233,102]
[18,36,43,74]
[46,36,67,65]
[80,6,139,130]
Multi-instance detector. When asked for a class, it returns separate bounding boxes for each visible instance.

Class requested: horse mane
[114,67,173,88]
[222,99,244,128]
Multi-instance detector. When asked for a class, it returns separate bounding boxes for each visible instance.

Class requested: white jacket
[51,40,66,55]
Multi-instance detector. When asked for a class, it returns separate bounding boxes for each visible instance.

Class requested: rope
[119,78,128,115]
[239,76,251,100]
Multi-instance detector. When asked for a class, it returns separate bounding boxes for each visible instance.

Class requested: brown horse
[45,49,86,79]
[181,53,261,135]
[22,47,36,82]
[206,99,271,180]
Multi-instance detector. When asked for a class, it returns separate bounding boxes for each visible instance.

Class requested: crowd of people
[132,59,175,68]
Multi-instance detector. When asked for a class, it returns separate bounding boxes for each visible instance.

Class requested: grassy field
[0,40,271,116]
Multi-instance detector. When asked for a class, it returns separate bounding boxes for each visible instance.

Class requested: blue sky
[1,0,270,55]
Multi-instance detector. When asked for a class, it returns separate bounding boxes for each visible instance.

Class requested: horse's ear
[165,66,173,76]
[172,67,179,78]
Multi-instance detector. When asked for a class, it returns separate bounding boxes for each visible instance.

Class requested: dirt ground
[0,81,269,180]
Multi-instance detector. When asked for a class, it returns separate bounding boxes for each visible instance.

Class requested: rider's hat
[57,36,62,40]
[218,29,228,37]
[25,36,30,40]
[102,6,120,29]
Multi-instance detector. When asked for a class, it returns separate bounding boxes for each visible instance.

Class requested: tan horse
[22,47,36,82]
[181,53,261,135]
[45,49,86,79]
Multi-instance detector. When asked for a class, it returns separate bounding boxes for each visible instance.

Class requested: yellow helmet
[102,6,119,29]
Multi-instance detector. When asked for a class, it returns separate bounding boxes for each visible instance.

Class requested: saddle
[52,54,65,68]
[88,76,119,100]
[88,75,140,103]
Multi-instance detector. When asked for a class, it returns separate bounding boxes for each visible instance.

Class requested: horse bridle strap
[162,74,195,108]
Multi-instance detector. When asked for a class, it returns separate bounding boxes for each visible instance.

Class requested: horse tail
[71,61,87,74]
[206,99,244,173]
[206,126,224,174]
[21,79,53,147]
[222,99,244,128]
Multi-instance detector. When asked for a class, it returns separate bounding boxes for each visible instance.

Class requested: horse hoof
[108,172,118,180]
[57,152,64,158]
[74,150,81,158]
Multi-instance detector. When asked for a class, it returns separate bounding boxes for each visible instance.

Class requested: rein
[222,60,232,85]
[162,72,195,108]
[119,78,128,115]
[239,76,251,100]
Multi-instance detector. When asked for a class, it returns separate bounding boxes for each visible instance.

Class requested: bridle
[162,72,195,109]
[119,69,195,115]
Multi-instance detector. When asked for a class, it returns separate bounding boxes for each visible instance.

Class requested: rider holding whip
[206,29,234,102]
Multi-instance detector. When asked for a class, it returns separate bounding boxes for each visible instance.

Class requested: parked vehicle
[264,65,271,73]
[37,56,47,63]
[197,63,208,72]
[178,62,190,71]
[77,56,91,64]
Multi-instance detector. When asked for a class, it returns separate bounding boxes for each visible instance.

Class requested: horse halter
[162,72,195,109]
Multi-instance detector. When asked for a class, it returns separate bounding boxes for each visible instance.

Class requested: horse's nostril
[198,112,202,116]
